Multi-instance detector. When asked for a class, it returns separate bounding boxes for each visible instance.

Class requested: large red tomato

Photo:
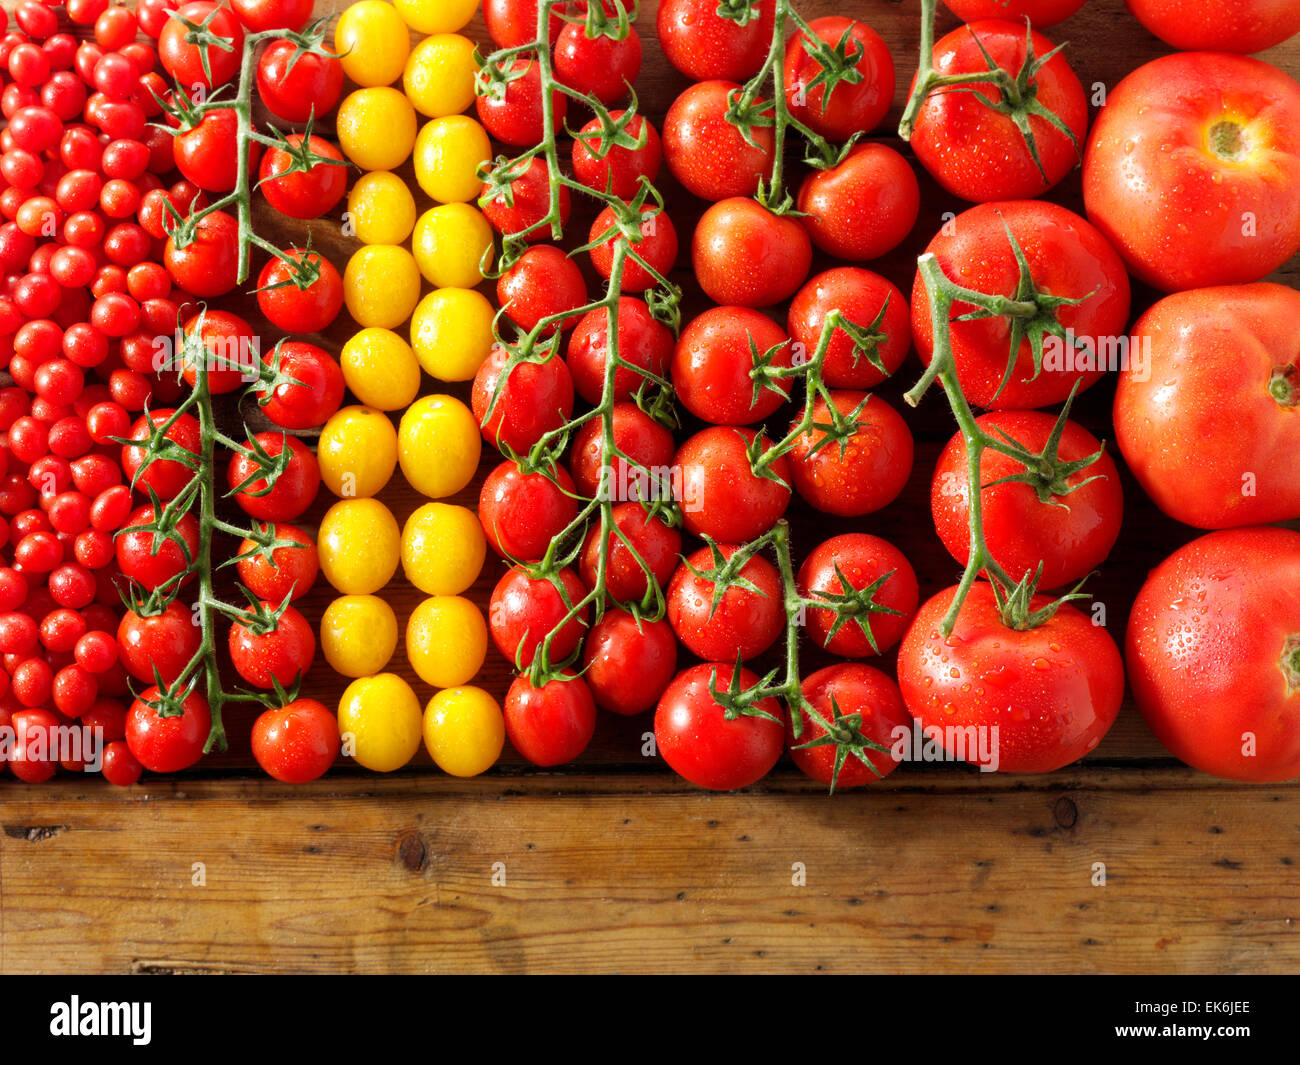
[1125,0,1300,53]
[661,80,773,202]
[1083,52,1300,292]
[787,267,910,389]
[1127,527,1300,782]
[671,306,793,425]
[656,0,776,82]
[691,198,811,309]
[796,143,919,262]
[911,200,1131,410]
[1114,283,1300,530]
[897,584,1124,773]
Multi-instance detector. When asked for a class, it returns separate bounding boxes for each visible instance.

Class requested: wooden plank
[1,771,1296,973]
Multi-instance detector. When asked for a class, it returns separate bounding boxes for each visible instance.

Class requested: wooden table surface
[1,0,1298,974]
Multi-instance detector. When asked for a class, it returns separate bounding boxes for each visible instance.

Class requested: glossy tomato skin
[116,505,200,589]
[256,39,343,123]
[488,565,588,668]
[233,0,313,32]
[897,584,1123,773]
[798,533,918,657]
[164,208,238,297]
[571,112,661,199]
[911,200,1131,410]
[671,306,793,425]
[553,20,642,106]
[227,433,320,522]
[691,198,811,308]
[479,461,578,562]
[125,687,211,773]
[8,708,60,784]
[497,244,586,335]
[796,143,919,262]
[582,609,678,716]
[667,544,784,662]
[259,135,347,220]
[587,202,677,293]
[160,3,244,89]
[579,502,681,605]
[943,0,1087,25]
[122,410,201,500]
[256,341,345,431]
[1083,52,1300,292]
[933,411,1123,588]
[1125,0,1300,53]
[655,663,784,791]
[1114,284,1300,529]
[568,401,675,499]
[910,20,1087,202]
[662,80,773,201]
[788,267,910,389]
[1127,527,1300,782]
[784,16,895,141]
[471,343,575,454]
[504,671,596,766]
[565,297,673,406]
[251,698,339,784]
[257,251,344,334]
[789,391,913,517]
[117,601,202,685]
[229,604,315,690]
[476,56,566,147]
[236,522,318,602]
[480,157,571,241]
[174,107,258,194]
[674,427,792,544]
[787,664,911,787]
[656,0,776,81]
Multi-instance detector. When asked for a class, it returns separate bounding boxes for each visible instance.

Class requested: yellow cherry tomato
[407,595,487,688]
[318,405,398,498]
[335,0,411,87]
[346,171,416,245]
[321,595,398,678]
[422,685,503,778]
[339,673,422,773]
[401,502,485,595]
[318,498,400,595]
[414,115,491,204]
[395,0,478,35]
[343,244,420,329]
[411,204,493,289]
[403,34,476,118]
[340,328,421,411]
[337,87,417,171]
[398,394,481,498]
[409,289,495,382]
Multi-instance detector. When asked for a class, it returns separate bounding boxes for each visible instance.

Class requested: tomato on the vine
[692,198,811,308]
[671,305,793,425]
[1124,0,1300,53]
[784,16,895,141]
[479,461,578,563]
[674,427,791,544]
[471,342,575,455]
[251,698,339,784]
[116,504,200,589]
[164,208,239,297]
[504,671,597,767]
[476,55,566,147]
[236,522,318,603]
[480,156,570,240]
[799,534,919,658]
[579,502,681,605]
[174,107,258,194]
[126,687,211,773]
[565,296,673,407]
[488,565,588,668]
[497,245,587,336]
[787,664,911,788]
[788,267,910,389]
[554,20,642,106]
[568,401,676,500]
[571,112,661,199]
[587,203,678,294]
[121,410,202,500]
[656,0,776,82]
[117,601,202,685]
[256,249,344,335]
[797,144,919,262]
[582,609,678,717]
[256,38,343,123]
[229,603,315,690]
[255,341,345,431]
[662,80,773,201]
[667,544,784,662]
[159,3,245,89]
[227,432,320,522]
[258,135,347,220]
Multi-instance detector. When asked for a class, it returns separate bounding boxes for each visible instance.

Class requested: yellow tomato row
[335,0,479,89]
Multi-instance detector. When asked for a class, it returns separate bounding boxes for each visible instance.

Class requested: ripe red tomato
[8,707,60,783]
[258,135,346,220]
[1125,0,1300,53]
[656,0,776,81]
[662,80,773,201]
[568,401,675,500]
[788,267,910,389]
[933,411,1123,589]
[910,20,1087,202]
[476,55,567,147]
[227,432,320,522]
[787,664,911,788]
[180,308,257,394]
[165,208,239,297]
[504,671,597,766]
[256,38,342,123]
[571,112,662,199]
[101,740,144,787]
[1083,52,1300,292]
[667,544,784,662]
[251,698,339,784]
[797,144,919,261]
[232,0,314,32]
[582,609,678,717]
[229,603,315,690]
[554,20,641,106]
[788,392,913,517]
[471,343,575,455]
[943,0,1087,25]
[579,502,680,605]
[799,533,918,657]
[159,3,245,89]
[691,198,811,308]
[256,250,344,335]
[116,504,200,589]
[488,565,589,668]
[671,306,793,425]
[121,409,202,499]
[174,107,258,194]
[897,584,1123,773]
[565,297,673,406]
[784,16,895,141]
[480,157,571,241]
[486,0,564,49]
[117,601,202,685]
[1127,527,1300,782]
[126,687,211,773]
[587,202,678,293]
[1114,283,1300,529]
[236,522,318,603]
[655,663,784,790]
[255,341,345,431]
[674,426,791,544]
[497,245,587,336]
[479,461,579,562]
[911,200,1131,410]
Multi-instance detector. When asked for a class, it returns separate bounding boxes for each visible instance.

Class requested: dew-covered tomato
[164,208,239,297]
[797,143,919,262]
[258,134,347,220]
[671,306,793,425]
[229,604,316,690]
[1114,284,1300,530]
[799,534,918,658]
[666,544,784,662]
[784,16,895,141]
[587,202,678,294]
[565,296,673,406]
[256,250,344,335]
[897,584,1124,773]
[553,19,642,106]
[235,522,318,603]
[475,55,566,147]
[125,687,211,773]
[227,432,320,522]
[568,401,676,500]
[121,409,201,500]
[116,504,200,589]
[180,309,257,395]
[662,80,773,201]
[582,609,678,717]
[480,157,571,241]
[656,0,776,81]
[691,198,811,309]
[255,341,345,431]
[488,565,588,668]
[496,244,586,335]
[579,502,681,606]
[933,411,1123,589]
[479,460,579,562]
[655,663,784,791]
[1082,51,1300,292]
[159,2,244,89]
[117,600,202,685]
[504,671,596,766]
[943,0,1087,26]
[471,343,575,455]
[788,267,910,389]
[571,111,661,199]
[911,200,1131,410]
[256,37,343,124]
[787,664,912,788]
[788,391,913,517]
[1127,526,1300,782]
[1125,0,1300,54]
[909,20,1087,203]
[251,698,340,784]
[673,427,792,544]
